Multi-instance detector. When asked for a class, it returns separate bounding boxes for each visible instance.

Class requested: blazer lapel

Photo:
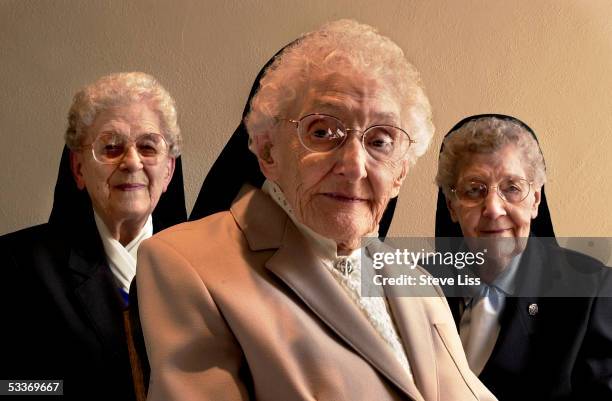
[378,255,441,401]
[67,220,126,357]
[231,186,423,400]
[482,238,546,375]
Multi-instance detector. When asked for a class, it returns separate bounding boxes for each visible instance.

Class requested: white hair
[245,19,434,165]
[65,72,181,157]
[437,117,546,197]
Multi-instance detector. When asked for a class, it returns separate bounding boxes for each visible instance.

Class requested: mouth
[321,192,368,203]
[114,183,146,191]
[478,228,512,235]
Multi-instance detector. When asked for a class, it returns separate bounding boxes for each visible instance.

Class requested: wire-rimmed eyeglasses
[451,178,533,207]
[80,132,169,165]
[280,113,415,163]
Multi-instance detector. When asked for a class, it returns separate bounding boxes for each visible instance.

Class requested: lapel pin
[528,303,539,316]
[335,258,354,276]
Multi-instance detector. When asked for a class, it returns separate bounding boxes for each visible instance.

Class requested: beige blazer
[137,186,496,401]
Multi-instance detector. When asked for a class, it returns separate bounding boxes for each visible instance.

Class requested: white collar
[491,251,522,295]
[93,211,153,292]
[464,251,523,306]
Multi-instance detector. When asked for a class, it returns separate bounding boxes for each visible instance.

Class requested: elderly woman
[137,20,494,401]
[1,72,186,400]
[435,114,612,400]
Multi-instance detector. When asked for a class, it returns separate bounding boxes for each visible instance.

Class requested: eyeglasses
[82,132,169,165]
[282,113,415,162]
[451,178,533,207]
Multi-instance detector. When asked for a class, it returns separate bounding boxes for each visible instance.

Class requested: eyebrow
[460,174,527,183]
[304,100,400,126]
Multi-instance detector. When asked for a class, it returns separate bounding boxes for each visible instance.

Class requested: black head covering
[49,145,187,232]
[189,44,398,237]
[435,114,556,239]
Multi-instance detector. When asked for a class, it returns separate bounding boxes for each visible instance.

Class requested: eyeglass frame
[78,131,170,165]
[278,113,416,162]
[450,177,534,206]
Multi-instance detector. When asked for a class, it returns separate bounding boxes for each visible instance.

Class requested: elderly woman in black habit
[434,114,612,400]
[1,72,186,401]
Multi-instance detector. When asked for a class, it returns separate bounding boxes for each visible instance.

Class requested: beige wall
[1,0,611,240]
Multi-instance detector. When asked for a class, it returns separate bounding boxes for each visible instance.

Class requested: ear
[161,157,176,192]
[251,132,279,181]
[531,187,542,219]
[69,150,87,190]
[390,160,409,198]
[446,195,459,223]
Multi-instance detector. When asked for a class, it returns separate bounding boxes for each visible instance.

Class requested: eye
[136,143,158,156]
[102,143,124,156]
[306,117,344,141]
[505,185,521,193]
[310,127,343,140]
[96,133,126,158]
[459,182,487,200]
[365,127,395,155]
[136,133,165,156]
[500,178,529,201]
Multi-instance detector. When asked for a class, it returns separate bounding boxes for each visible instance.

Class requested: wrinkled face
[260,73,409,251]
[70,102,175,228]
[447,145,541,258]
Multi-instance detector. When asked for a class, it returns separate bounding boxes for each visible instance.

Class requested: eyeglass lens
[455,178,530,205]
[297,114,410,162]
[92,132,167,164]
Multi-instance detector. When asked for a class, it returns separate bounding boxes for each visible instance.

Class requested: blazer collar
[231,186,423,400]
[231,184,286,251]
[64,213,127,357]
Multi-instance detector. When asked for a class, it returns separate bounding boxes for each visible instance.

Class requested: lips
[479,228,511,235]
[114,183,146,191]
[322,192,368,203]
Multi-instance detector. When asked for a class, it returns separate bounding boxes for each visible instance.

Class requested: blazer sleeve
[572,269,612,400]
[136,236,250,401]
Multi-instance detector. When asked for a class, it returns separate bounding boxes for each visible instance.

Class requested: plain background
[1,1,611,256]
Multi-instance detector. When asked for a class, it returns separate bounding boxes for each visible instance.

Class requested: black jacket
[441,239,612,401]
[0,148,186,400]
[2,213,136,400]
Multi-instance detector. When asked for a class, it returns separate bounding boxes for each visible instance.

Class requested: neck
[100,214,148,246]
[336,238,360,255]
[476,257,511,284]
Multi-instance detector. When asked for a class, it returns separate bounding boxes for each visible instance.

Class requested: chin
[318,220,372,249]
[114,204,151,221]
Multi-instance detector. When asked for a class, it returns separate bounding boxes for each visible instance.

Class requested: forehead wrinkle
[302,97,400,127]
[96,119,160,136]
[459,159,528,184]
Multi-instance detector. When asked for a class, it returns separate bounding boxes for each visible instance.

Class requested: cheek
[284,154,331,196]
[146,168,167,197]
[83,166,113,194]
[368,169,398,205]
[509,208,533,232]
[457,208,481,232]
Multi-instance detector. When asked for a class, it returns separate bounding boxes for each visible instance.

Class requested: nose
[119,145,144,172]
[333,134,368,182]
[481,189,507,219]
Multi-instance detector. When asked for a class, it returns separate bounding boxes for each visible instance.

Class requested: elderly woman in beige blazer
[137,20,496,401]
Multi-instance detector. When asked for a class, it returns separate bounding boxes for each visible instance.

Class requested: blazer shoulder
[140,211,247,265]
[552,244,609,270]
[1,223,56,246]
[152,211,236,239]
[1,223,72,268]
